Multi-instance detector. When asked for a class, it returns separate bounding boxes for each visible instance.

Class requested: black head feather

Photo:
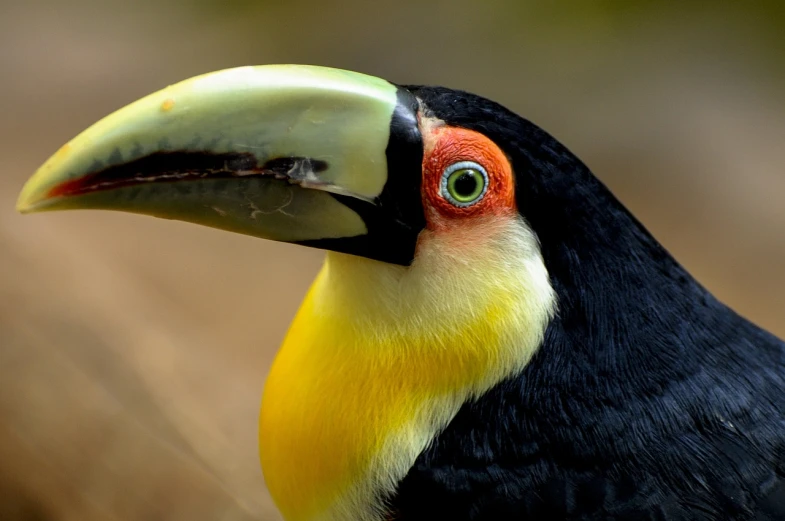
[388,86,785,520]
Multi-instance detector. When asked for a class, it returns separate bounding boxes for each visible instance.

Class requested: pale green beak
[16,65,425,261]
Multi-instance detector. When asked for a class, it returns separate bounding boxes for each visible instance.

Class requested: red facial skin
[421,125,517,232]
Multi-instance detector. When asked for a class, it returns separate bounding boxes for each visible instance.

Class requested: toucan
[16,65,785,521]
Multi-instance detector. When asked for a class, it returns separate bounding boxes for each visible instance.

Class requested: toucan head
[17,63,666,351]
[18,65,672,519]
[17,64,619,273]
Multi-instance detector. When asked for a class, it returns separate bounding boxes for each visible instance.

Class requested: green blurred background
[1,1,783,520]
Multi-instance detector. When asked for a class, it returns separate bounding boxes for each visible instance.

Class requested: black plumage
[387,87,785,520]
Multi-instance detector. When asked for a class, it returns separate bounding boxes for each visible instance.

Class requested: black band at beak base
[298,87,425,266]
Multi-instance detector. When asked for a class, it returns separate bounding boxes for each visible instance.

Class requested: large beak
[16,65,425,265]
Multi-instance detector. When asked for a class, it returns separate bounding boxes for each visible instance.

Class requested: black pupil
[454,171,478,197]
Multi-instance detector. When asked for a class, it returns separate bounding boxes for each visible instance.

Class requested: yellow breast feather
[260,216,557,521]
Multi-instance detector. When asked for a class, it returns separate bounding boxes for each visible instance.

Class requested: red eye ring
[421,125,516,227]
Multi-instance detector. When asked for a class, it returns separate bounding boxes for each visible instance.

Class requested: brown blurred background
[1,1,783,520]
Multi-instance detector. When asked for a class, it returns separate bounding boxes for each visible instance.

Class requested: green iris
[442,161,488,207]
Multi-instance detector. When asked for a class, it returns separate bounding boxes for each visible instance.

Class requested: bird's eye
[440,161,489,207]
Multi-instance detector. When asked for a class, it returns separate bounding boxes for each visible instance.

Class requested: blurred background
[1,1,784,519]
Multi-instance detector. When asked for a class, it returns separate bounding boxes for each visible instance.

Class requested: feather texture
[387,86,785,520]
[260,215,556,521]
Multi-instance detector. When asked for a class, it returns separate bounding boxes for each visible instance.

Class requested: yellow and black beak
[16,65,425,264]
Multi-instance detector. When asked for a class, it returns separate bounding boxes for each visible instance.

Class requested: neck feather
[260,215,556,521]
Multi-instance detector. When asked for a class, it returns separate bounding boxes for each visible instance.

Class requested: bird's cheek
[423,206,455,233]
[422,197,518,235]
[415,213,516,262]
